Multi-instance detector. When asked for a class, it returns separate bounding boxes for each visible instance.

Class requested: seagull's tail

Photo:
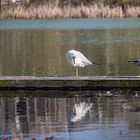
[92,62,101,65]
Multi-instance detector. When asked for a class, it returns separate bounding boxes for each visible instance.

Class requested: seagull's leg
[76,67,79,77]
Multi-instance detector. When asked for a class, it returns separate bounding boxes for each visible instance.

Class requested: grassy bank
[0,4,140,19]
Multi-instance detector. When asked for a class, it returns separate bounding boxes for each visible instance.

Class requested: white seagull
[65,50,100,76]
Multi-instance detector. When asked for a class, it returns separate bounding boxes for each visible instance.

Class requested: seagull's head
[68,50,77,61]
[69,50,76,57]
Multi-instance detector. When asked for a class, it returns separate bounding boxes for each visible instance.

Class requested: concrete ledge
[0,76,139,90]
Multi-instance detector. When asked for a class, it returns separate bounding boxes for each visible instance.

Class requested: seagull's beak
[72,56,76,64]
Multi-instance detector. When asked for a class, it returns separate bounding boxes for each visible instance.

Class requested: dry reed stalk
[126,6,140,17]
[0,4,140,19]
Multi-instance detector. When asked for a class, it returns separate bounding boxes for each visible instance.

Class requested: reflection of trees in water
[104,29,140,76]
[0,97,68,135]
[122,97,140,130]
[0,95,140,137]
[15,97,29,134]
[0,29,140,76]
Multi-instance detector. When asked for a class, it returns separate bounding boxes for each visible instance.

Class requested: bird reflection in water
[71,101,93,122]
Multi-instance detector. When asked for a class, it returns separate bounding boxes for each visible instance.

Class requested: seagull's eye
[70,53,74,56]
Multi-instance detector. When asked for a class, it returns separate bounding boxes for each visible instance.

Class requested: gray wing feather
[76,51,92,65]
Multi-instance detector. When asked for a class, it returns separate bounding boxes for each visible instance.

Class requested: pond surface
[0,90,140,140]
[0,19,140,76]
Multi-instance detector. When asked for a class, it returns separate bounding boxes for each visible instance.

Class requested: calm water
[0,19,140,140]
[0,19,140,76]
[0,90,140,140]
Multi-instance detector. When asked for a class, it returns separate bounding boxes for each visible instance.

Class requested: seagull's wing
[76,51,92,65]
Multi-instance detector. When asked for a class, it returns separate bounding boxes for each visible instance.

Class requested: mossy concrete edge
[0,76,139,90]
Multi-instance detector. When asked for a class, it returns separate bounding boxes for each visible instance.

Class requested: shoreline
[0,4,140,19]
